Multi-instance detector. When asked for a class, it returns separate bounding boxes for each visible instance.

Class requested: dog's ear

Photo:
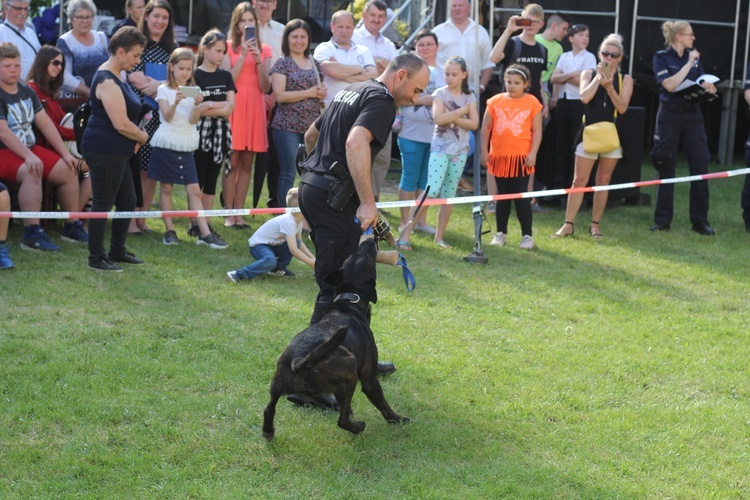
[324,269,344,287]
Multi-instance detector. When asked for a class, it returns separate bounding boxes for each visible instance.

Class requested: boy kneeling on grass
[226,188,315,283]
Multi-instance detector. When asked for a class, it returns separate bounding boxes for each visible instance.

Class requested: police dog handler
[299,53,429,324]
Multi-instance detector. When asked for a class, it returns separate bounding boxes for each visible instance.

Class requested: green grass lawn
[1,159,749,498]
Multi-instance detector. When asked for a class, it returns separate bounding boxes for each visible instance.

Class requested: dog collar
[334,293,361,304]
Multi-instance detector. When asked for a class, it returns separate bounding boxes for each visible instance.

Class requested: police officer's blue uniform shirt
[653,47,705,103]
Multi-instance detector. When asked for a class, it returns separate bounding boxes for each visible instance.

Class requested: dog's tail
[291,325,348,374]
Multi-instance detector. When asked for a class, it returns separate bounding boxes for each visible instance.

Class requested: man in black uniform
[298,53,429,325]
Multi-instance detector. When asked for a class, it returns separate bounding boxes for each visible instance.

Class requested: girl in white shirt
[148,48,227,248]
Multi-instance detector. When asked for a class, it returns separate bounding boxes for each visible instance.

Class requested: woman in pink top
[221,2,271,228]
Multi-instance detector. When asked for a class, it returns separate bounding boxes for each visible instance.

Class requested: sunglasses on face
[601,51,621,58]
[50,60,63,67]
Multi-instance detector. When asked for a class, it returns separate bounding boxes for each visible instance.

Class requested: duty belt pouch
[326,161,356,211]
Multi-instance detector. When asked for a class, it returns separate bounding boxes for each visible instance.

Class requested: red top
[27,81,77,143]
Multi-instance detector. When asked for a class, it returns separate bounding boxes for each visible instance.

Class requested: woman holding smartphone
[552,34,633,239]
[221,2,271,228]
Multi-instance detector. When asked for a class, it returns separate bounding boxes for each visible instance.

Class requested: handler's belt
[299,171,336,191]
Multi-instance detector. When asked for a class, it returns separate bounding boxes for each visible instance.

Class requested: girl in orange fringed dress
[221,2,271,228]
[480,64,543,250]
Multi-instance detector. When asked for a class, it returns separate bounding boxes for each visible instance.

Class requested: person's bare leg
[160,182,174,232]
[0,190,11,240]
[187,184,211,236]
[15,164,43,227]
[590,157,618,238]
[47,159,80,224]
[233,151,254,225]
[554,155,595,237]
[138,171,157,231]
[434,204,453,244]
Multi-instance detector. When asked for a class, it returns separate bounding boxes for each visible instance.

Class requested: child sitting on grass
[226,188,315,282]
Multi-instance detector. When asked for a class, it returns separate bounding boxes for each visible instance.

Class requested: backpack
[72,101,91,154]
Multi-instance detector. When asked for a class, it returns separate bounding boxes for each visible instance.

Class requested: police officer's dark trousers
[652,104,710,226]
[743,138,750,229]
[298,180,362,325]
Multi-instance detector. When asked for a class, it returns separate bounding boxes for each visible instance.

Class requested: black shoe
[377,361,397,376]
[108,251,145,264]
[88,259,123,272]
[286,393,339,411]
[649,223,671,232]
[691,222,715,236]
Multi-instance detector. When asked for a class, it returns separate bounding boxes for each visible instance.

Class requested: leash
[396,252,416,292]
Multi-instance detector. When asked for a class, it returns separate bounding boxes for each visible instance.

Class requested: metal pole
[629,0,639,76]
[464,0,488,264]
[614,0,620,35]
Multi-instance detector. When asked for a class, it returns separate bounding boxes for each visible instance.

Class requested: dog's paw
[341,420,366,434]
[386,415,410,424]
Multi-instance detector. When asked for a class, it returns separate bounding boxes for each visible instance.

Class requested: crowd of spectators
[0,0,747,271]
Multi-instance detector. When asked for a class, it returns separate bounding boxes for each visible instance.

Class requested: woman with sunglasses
[650,21,716,236]
[549,24,596,191]
[552,34,633,239]
[27,45,92,213]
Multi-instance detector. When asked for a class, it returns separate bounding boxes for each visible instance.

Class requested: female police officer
[651,20,717,235]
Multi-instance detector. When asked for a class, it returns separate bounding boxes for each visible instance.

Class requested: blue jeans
[236,242,293,280]
[397,136,430,192]
[272,129,304,207]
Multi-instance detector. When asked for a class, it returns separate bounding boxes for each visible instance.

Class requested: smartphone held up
[244,25,256,42]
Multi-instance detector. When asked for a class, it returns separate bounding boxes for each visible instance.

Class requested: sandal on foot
[589,220,602,240]
[435,240,451,249]
[396,240,412,251]
[551,221,575,238]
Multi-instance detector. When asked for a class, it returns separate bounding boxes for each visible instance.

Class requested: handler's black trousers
[298,179,361,325]
[651,104,710,226]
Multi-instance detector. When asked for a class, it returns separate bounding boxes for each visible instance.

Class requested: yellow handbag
[582,73,623,154]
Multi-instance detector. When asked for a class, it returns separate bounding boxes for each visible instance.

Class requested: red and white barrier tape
[2,167,749,220]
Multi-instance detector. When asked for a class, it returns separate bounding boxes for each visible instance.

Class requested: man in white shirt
[252,0,284,66]
[0,0,39,81]
[433,0,494,194]
[252,0,285,207]
[313,10,377,108]
[351,0,398,200]
[432,0,494,94]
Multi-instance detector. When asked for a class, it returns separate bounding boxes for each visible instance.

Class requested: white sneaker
[490,232,506,247]
[519,235,535,250]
